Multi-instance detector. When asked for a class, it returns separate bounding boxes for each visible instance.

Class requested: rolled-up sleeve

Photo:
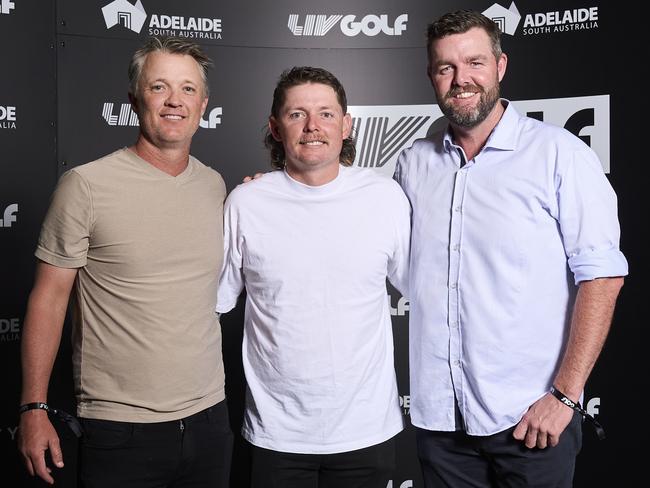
[558,147,628,284]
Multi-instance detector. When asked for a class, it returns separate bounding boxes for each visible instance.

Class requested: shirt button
[452,244,460,251]
[453,360,461,367]
[450,283,457,289]
[454,206,461,212]
[450,321,458,329]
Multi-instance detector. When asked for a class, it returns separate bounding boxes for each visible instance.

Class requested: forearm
[20,263,76,404]
[20,300,65,403]
[553,276,624,400]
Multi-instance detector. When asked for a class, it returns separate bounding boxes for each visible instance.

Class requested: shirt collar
[442,99,520,154]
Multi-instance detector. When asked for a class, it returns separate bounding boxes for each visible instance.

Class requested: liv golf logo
[101,0,222,39]
[1,204,18,228]
[288,14,408,37]
[0,0,15,15]
[102,102,222,129]
[349,95,611,176]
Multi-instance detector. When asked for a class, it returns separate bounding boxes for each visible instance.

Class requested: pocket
[80,418,134,449]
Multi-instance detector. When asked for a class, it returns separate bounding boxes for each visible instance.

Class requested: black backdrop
[0,1,643,486]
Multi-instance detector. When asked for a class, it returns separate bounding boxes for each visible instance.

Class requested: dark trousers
[78,401,233,488]
[416,413,582,488]
[250,435,397,488]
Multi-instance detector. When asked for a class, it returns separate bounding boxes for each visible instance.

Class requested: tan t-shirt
[36,148,226,422]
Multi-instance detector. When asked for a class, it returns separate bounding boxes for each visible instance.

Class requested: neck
[131,136,191,177]
[451,100,505,161]
[286,162,340,187]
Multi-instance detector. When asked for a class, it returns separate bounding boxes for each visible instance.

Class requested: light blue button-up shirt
[394,101,628,435]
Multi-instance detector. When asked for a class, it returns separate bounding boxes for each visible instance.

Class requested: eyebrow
[147,78,198,85]
[285,104,339,112]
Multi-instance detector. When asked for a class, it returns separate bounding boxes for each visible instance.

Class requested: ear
[200,96,209,117]
[128,92,139,114]
[342,113,352,139]
[269,116,282,142]
[497,53,508,82]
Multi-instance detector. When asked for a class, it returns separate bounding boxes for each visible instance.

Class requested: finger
[49,437,65,468]
[548,433,560,447]
[22,454,36,477]
[253,172,264,180]
[536,431,548,449]
[525,426,538,449]
[242,176,252,183]
[32,453,55,485]
[512,419,527,440]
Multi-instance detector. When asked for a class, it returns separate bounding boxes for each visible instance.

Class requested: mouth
[161,114,185,120]
[447,86,481,100]
[300,139,326,146]
[454,91,476,99]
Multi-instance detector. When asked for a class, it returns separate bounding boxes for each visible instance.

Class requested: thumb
[48,437,64,468]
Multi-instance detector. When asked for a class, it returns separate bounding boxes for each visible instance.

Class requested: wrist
[19,402,51,415]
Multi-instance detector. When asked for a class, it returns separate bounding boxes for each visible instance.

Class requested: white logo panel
[349,95,610,176]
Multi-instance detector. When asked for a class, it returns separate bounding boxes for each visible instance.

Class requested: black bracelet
[550,386,606,440]
[18,402,83,438]
[19,402,51,414]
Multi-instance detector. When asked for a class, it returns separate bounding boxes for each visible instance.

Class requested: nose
[165,87,183,107]
[452,65,471,87]
[304,114,319,132]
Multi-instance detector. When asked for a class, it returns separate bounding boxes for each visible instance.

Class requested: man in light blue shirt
[394,10,627,487]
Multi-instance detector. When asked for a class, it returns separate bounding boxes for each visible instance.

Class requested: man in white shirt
[217,66,411,488]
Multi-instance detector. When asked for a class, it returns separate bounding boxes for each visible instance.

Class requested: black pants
[78,401,233,488]
[416,412,582,488]
[249,435,396,488]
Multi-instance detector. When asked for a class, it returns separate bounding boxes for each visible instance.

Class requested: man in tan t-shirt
[17,37,232,488]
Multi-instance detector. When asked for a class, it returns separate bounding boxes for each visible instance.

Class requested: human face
[269,83,352,180]
[428,27,507,129]
[131,51,208,150]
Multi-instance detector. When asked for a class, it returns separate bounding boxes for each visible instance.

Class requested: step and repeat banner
[1,1,641,486]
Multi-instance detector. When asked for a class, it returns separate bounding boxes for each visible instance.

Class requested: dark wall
[1,1,641,486]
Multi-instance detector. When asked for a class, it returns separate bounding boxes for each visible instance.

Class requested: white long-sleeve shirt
[395,101,628,436]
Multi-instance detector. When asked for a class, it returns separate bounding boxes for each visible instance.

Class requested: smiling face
[269,82,352,183]
[428,27,507,129]
[131,51,208,151]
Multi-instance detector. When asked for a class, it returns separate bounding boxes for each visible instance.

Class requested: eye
[183,86,197,94]
[150,84,165,92]
[321,112,335,119]
[439,66,452,75]
[288,112,304,119]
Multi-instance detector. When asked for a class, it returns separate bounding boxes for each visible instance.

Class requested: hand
[18,410,64,484]
[242,173,264,183]
[512,392,574,449]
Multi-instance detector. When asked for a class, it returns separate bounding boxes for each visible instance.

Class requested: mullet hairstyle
[265,66,356,170]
